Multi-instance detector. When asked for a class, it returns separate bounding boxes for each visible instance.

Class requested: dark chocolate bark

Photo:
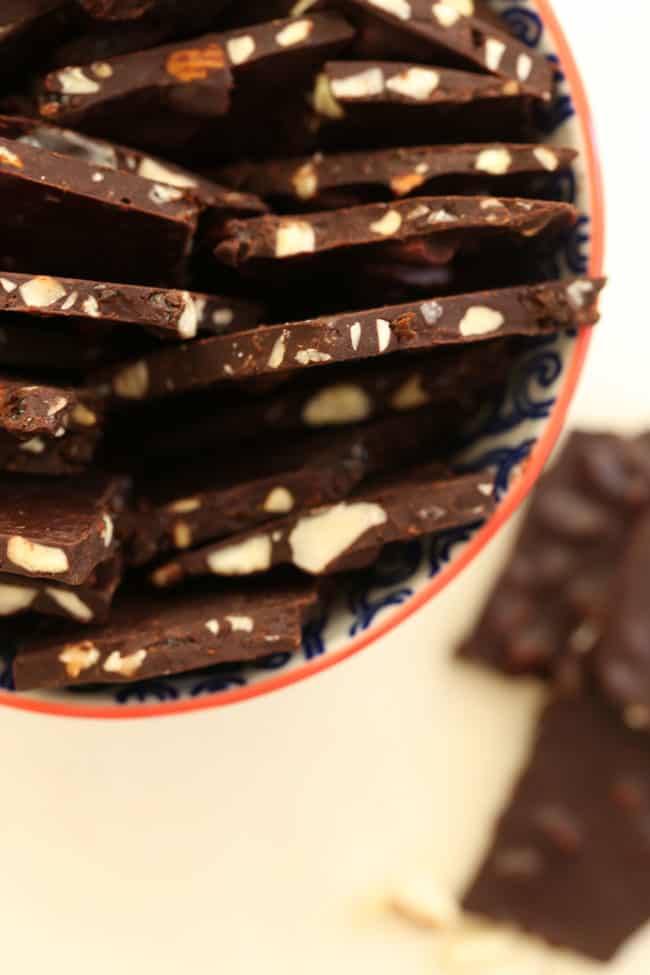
[0,114,267,219]
[328,0,553,99]
[218,143,577,211]
[459,432,650,676]
[463,686,650,961]
[0,1,73,76]
[150,465,496,584]
[0,271,263,341]
[0,554,121,623]
[36,35,233,146]
[0,374,101,442]
[102,277,603,401]
[0,136,199,285]
[594,510,650,727]
[13,574,319,689]
[0,426,102,475]
[128,407,442,565]
[0,471,129,584]
[78,0,229,21]
[112,340,515,464]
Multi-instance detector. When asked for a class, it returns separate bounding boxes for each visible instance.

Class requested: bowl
[0,0,604,719]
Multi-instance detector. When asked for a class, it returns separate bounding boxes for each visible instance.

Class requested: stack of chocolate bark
[460,432,650,963]
[0,0,602,692]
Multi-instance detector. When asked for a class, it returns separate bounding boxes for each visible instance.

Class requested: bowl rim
[1,0,605,721]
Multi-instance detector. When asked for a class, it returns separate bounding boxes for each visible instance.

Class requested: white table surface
[2,7,648,973]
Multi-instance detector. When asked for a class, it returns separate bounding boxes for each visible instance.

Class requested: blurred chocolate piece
[0,271,263,341]
[0,554,121,623]
[78,0,229,21]
[0,1,74,76]
[101,277,602,402]
[13,574,319,690]
[0,471,129,584]
[328,0,553,99]
[459,431,650,676]
[129,407,441,565]
[219,143,577,212]
[0,137,199,285]
[150,464,496,585]
[463,687,650,961]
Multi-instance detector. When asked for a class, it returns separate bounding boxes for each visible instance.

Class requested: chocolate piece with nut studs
[219,143,577,212]
[311,62,535,149]
[129,406,443,566]
[593,507,650,729]
[36,34,233,149]
[0,375,102,443]
[0,115,268,220]
[150,464,496,585]
[115,340,516,464]
[0,426,102,476]
[102,277,603,403]
[0,472,129,585]
[213,195,575,271]
[458,432,650,678]
[463,683,650,962]
[0,1,73,77]
[13,573,320,690]
[327,0,553,100]
[0,137,199,286]
[0,554,122,624]
[0,272,264,342]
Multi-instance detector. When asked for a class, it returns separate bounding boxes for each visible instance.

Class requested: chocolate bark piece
[0,137,199,285]
[213,195,575,268]
[0,426,102,476]
[0,375,103,443]
[0,1,73,76]
[463,687,650,962]
[78,0,229,21]
[0,471,129,584]
[0,555,121,623]
[36,34,233,148]
[328,0,553,100]
[0,272,263,342]
[593,509,650,726]
[311,60,534,148]
[150,465,496,585]
[114,340,515,463]
[219,143,577,211]
[129,407,442,565]
[103,277,602,402]
[0,115,267,220]
[459,432,650,677]
[13,574,319,690]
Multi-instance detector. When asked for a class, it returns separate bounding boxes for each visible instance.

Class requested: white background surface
[1,6,649,973]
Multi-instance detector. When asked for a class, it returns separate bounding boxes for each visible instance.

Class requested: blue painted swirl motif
[460,439,537,502]
[428,521,484,578]
[475,348,563,438]
[501,5,543,46]
[191,672,247,697]
[303,616,327,660]
[0,656,14,691]
[114,680,179,704]
[535,54,576,134]
[347,541,421,636]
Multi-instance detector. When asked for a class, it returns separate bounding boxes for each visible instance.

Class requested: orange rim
[1,0,605,720]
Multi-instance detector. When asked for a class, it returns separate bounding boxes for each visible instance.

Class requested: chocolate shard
[0,136,199,285]
[128,407,443,565]
[327,0,553,100]
[459,431,650,677]
[463,688,650,962]
[36,33,233,146]
[112,341,515,464]
[0,271,263,341]
[101,277,603,402]
[0,554,121,623]
[78,0,230,21]
[150,464,496,585]
[0,114,268,219]
[218,143,577,212]
[594,507,650,727]
[0,471,129,585]
[13,574,320,690]
[213,195,576,269]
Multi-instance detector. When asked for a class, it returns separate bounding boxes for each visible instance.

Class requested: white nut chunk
[369,209,402,235]
[46,588,93,623]
[367,0,411,20]
[533,146,559,171]
[302,384,372,426]
[207,535,273,576]
[57,66,100,94]
[227,35,256,65]
[226,615,254,633]
[103,649,148,678]
[390,869,460,929]
[7,536,69,575]
[263,487,295,514]
[289,501,387,574]
[475,148,513,175]
[459,306,505,337]
[386,67,440,100]
[331,67,384,100]
[19,275,66,308]
[0,583,36,616]
[59,641,100,679]
[113,360,149,399]
[276,19,313,47]
[275,221,316,258]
